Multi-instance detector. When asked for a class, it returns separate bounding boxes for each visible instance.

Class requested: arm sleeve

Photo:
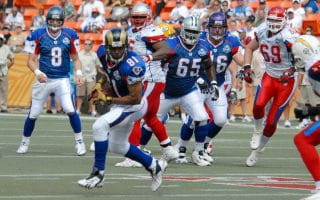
[69,29,80,54]
[24,31,40,54]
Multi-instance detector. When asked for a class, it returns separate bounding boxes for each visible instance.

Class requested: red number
[260,44,281,64]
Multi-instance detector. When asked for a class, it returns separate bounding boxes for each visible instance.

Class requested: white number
[176,58,201,77]
[216,55,228,73]
[127,56,139,66]
[51,47,62,67]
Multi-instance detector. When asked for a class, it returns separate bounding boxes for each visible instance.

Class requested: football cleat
[149,159,167,191]
[90,142,95,152]
[250,132,261,150]
[203,150,214,163]
[242,116,252,123]
[16,141,29,154]
[162,145,179,162]
[229,115,236,122]
[192,150,211,166]
[246,150,260,167]
[115,158,142,168]
[204,142,214,156]
[78,168,104,189]
[175,146,188,164]
[301,189,320,200]
[75,141,86,156]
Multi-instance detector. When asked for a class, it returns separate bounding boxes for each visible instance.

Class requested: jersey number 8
[51,47,62,67]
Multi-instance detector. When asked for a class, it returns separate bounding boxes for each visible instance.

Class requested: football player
[292,35,320,200]
[144,16,219,166]
[243,6,299,167]
[115,3,178,167]
[78,28,167,191]
[16,6,86,156]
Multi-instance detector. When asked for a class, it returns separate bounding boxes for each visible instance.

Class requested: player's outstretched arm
[27,53,47,83]
[144,42,173,62]
[71,53,84,86]
[203,57,216,83]
[244,38,259,67]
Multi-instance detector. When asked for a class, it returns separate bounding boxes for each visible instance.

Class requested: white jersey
[127,24,166,83]
[254,23,299,78]
[305,57,320,95]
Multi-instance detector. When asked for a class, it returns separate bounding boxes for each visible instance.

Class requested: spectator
[228,20,240,38]
[190,0,207,19]
[255,0,268,14]
[0,34,14,113]
[81,7,106,32]
[232,0,253,24]
[110,5,129,21]
[201,0,222,22]
[170,0,189,22]
[113,0,131,9]
[253,7,267,27]
[303,0,319,14]
[291,0,305,18]
[287,8,303,32]
[2,26,11,44]
[76,39,102,116]
[155,0,166,19]
[82,0,105,20]
[76,0,89,21]
[60,0,75,21]
[221,0,233,18]
[4,6,25,30]
[7,23,26,53]
[245,15,255,37]
[32,8,46,29]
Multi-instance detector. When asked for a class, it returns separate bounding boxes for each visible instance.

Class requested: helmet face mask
[46,6,64,33]
[180,16,201,46]
[130,3,151,30]
[266,7,286,33]
[105,28,128,64]
[207,12,227,42]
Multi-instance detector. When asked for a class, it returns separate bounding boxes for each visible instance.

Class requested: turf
[0,113,314,200]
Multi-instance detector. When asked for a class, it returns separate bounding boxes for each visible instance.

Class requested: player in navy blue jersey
[16,6,86,156]
[142,16,219,166]
[175,12,244,163]
[78,28,167,191]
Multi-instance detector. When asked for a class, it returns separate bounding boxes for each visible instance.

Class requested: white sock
[258,135,270,150]
[74,132,83,143]
[178,139,188,148]
[181,112,187,123]
[148,158,156,171]
[22,136,30,144]
[204,136,212,144]
[254,118,263,133]
[194,142,204,152]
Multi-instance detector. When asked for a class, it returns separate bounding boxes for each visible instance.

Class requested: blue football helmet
[207,12,227,41]
[46,6,64,33]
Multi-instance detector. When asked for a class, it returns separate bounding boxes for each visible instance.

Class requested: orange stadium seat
[248,2,259,12]
[230,1,238,8]
[281,1,293,9]
[302,17,320,35]
[105,22,118,30]
[105,7,112,19]
[132,0,145,6]
[43,0,58,10]
[266,1,280,8]
[160,11,170,21]
[24,8,38,21]
[163,0,176,12]
[184,0,194,9]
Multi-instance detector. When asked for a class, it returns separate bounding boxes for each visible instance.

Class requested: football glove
[280,67,295,83]
[241,64,253,83]
[196,76,210,94]
[229,88,238,105]
[210,80,219,101]
[89,86,112,105]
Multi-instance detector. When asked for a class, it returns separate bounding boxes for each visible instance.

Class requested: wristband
[34,69,42,76]
[76,69,83,76]
[147,55,153,61]
[211,80,217,85]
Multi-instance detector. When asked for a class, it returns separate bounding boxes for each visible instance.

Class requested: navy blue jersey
[97,46,146,97]
[24,27,80,79]
[200,31,241,86]
[165,36,211,98]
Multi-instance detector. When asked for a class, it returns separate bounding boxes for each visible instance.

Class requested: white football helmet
[180,16,201,45]
[292,35,320,69]
[130,3,151,30]
[266,7,286,33]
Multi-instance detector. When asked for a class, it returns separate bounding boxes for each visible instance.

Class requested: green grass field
[0,113,315,200]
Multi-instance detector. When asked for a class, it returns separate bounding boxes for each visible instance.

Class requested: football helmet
[207,12,227,41]
[46,6,64,33]
[130,3,151,30]
[266,7,286,33]
[105,28,128,64]
[292,35,320,69]
[180,16,201,45]
[157,23,175,37]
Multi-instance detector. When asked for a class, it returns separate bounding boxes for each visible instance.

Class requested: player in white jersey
[242,6,299,167]
[292,35,320,200]
[115,3,178,167]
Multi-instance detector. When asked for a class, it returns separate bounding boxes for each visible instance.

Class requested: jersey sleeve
[24,30,40,54]
[66,28,80,54]
[126,55,146,85]
[165,36,178,54]
[283,28,300,49]
[231,36,241,56]
[141,26,166,44]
